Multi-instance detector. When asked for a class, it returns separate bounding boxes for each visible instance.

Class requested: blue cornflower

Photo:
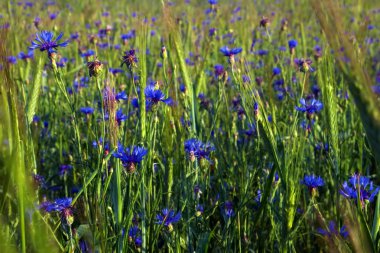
[300,174,324,190]
[155,208,181,232]
[109,68,124,75]
[296,98,323,116]
[113,144,148,173]
[18,50,34,61]
[29,31,69,54]
[145,85,172,111]
[288,39,298,49]
[40,197,74,224]
[59,164,73,176]
[220,46,242,57]
[116,108,127,124]
[224,201,234,218]
[214,64,225,78]
[7,56,17,64]
[317,221,348,239]
[340,174,380,205]
[116,90,128,101]
[184,138,215,162]
[80,49,95,58]
[208,0,218,4]
[256,49,269,56]
[272,67,281,76]
[128,226,142,248]
[80,107,95,115]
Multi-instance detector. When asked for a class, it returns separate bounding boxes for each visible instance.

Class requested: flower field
[1,0,380,252]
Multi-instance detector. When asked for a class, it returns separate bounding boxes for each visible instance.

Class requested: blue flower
[340,174,380,204]
[208,0,218,4]
[144,85,172,110]
[220,46,242,57]
[115,91,128,102]
[155,208,181,232]
[288,39,298,49]
[113,144,148,173]
[29,31,69,54]
[272,67,281,76]
[184,138,215,162]
[80,107,95,115]
[128,226,142,248]
[18,50,34,60]
[296,98,323,115]
[300,174,324,189]
[40,197,71,212]
[80,49,95,58]
[224,201,234,218]
[317,221,348,239]
[214,64,225,78]
[7,56,17,64]
[116,108,128,124]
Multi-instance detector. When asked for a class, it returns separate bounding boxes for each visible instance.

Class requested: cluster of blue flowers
[184,138,215,162]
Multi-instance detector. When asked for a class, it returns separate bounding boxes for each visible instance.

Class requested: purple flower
[155,208,181,232]
[7,56,17,64]
[113,144,148,173]
[121,49,138,69]
[340,174,380,204]
[29,31,69,54]
[214,64,225,78]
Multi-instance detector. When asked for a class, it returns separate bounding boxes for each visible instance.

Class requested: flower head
[39,197,74,224]
[220,46,242,57]
[144,85,172,111]
[128,226,142,248]
[294,58,314,72]
[29,31,69,54]
[340,174,380,205]
[295,98,323,117]
[184,138,215,162]
[113,144,148,173]
[224,201,234,218]
[80,107,95,115]
[317,221,348,239]
[121,49,138,70]
[260,16,270,27]
[155,208,181,232]
[300,174,325,190]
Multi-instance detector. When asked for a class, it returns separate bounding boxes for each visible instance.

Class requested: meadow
[1,0,380,252]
